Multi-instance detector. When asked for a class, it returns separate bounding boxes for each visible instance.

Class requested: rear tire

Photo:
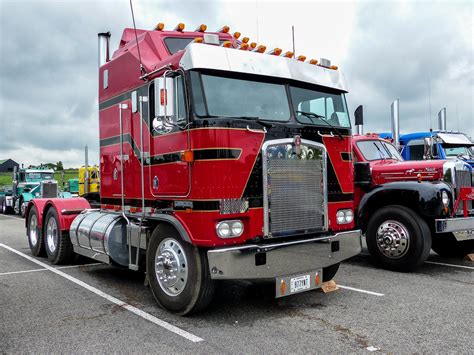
[2,199,10,214]
[322,263,340,282]
[44,208,73,264]
[432,233,474,258]
[366,205,431,272]
[20,199,26,218]
[147,224,215,315]
[27,206,45,257]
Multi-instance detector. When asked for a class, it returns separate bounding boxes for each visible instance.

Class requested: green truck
[0,166,71,217]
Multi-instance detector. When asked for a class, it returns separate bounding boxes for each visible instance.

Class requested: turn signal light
[280,280,287,295]
[297,55,306,62]
[282,51,294,58]
[218,26,230,33]
[268,48,282,56]
[239,43,249,50]
[315,273,320,285]
[308,59,318,65]
[181,150,194,163]
[195,24,207,32]
[241,37,250,43]
[174,23,185,32]
[233,32,241,39]
[222,41,232,48]
[154,23,165,31]
[193,37,203,43]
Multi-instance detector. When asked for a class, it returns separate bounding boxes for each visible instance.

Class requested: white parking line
[425,261,474,270]
[0,263,103,276]
[337,284,385,297]
[0,243,204,343]
[0,214,23,221]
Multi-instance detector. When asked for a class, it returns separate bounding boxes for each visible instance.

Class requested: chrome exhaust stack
[98,32,111,67]
[438,107,446,131]
[354,105,363,135]
[391,99,400,149]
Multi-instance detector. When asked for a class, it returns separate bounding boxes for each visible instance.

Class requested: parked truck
[64,165,100,197]
[0,166,64,217]
[25,23,362,315]
[352,105,474,271]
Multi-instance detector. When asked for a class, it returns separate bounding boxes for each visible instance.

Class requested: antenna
[428,77,432,131]
[456,104,459,131]
[129,0,146,77]
[255,0,259,43]
[292,25,296,58]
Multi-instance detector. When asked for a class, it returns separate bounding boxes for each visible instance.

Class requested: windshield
[444,146,474,158]
[26,172,53,180]
[190,71,350,127]
[357,140,403,161]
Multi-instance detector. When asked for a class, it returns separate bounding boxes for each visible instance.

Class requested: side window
[407,140,425,160]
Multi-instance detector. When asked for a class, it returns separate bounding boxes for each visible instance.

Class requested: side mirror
[154,76,175,119]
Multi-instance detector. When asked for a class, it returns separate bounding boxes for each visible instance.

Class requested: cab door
[147,74,190,196]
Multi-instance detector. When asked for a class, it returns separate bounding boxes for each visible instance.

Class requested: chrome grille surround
[262,138,327,238]
[443,161,473,213]
[41,180,58,198]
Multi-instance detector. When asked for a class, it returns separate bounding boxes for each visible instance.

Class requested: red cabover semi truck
[25,23,361,315]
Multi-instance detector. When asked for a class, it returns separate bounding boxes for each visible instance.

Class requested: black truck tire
[322,263,340,282]
[20,198,26,218]
[1,199,5,214]
[44,208,73,264]
[366,205,431,272]
[27,206,45,257]
[432,233,474,258]
[147,224,215,316]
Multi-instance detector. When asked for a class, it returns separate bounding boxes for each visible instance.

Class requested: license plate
[290,274,310,293]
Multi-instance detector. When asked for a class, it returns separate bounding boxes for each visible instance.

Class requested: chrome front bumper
[207,230,362,280]
[435,217,474,241]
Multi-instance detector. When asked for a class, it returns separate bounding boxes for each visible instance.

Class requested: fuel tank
[69,211,129,266]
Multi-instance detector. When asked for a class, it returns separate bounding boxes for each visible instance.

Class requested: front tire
[27,206,45,257]
[146,224,214,315]
[366,205,431,272]
[20,199,26,218]
[432,233,474,258]
[44,208,73,264]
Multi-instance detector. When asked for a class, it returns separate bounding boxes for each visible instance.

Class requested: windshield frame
[187,69,352,128]
[356,139,403,162]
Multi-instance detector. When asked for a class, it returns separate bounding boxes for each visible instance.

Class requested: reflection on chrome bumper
[435,217,474,241]
[207,230,362,280]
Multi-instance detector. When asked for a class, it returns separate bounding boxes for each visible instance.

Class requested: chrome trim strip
[435,216,474,235]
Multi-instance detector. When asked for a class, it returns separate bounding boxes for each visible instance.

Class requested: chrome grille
[455,169,473,212]
[41,181,58,198]
[263,139,326,238]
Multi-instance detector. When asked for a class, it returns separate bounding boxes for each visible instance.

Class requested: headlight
[336,209,354,225]
[441,190,449,208]
[216,220,244,238]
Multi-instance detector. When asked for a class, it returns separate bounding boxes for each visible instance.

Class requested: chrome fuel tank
[69,211,128,266]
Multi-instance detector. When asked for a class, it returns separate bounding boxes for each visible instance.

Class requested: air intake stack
[391,99,400,149]
[438,108,447,131]
[354,105,363,135]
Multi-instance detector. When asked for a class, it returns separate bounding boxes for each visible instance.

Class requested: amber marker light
[308,59,318,65]
[268,48,282,56]
[329,65,338,70]
[193,37,203,43]
[195,24,207,32]
[239,43,249,50]
[154,23,165,31]
[249,42,257,49]
[241,37,250,44]
[282,51,294,58]
[174,23,185,32]
[297,55,306,62]
[254,45,266,53]
[218,26,230,33]
[233,32,241,39]
[222,41,233,48]
[280,280,287,295]
[315,273,320,285]
[181,150,194,163]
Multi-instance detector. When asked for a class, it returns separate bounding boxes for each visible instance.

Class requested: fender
[149,213,192,243]
[20,192,34,204]
[357,181,452,231]
[25,198,91,231]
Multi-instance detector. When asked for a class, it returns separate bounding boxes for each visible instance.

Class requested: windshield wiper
[373,142,387,160]
[296,110,343,140]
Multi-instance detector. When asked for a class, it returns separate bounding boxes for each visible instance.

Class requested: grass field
[0,169,78,189]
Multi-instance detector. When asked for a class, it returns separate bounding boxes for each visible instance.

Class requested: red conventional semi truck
[25,23,361,315]
[352,106,474,271]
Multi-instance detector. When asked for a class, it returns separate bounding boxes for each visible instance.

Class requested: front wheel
[366,205,431,272]
[44,208,73,264]
[146,224,214,315]
[432,233,474,258]
[27,206,45,257]
[20,199,26,218]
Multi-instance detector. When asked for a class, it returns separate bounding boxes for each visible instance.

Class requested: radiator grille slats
[264,141,326,237]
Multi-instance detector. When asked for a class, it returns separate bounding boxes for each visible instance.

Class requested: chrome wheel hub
[29,215,38,246]
[376,220,410,259]
[155,238,188,296]
[46,217,58,254]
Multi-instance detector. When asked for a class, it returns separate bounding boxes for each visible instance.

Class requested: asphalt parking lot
[1,214,473,353]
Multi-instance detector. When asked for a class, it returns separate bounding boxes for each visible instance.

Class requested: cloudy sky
[0,0,472,167]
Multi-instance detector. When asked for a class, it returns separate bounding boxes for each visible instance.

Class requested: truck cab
[352,128,474,271]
